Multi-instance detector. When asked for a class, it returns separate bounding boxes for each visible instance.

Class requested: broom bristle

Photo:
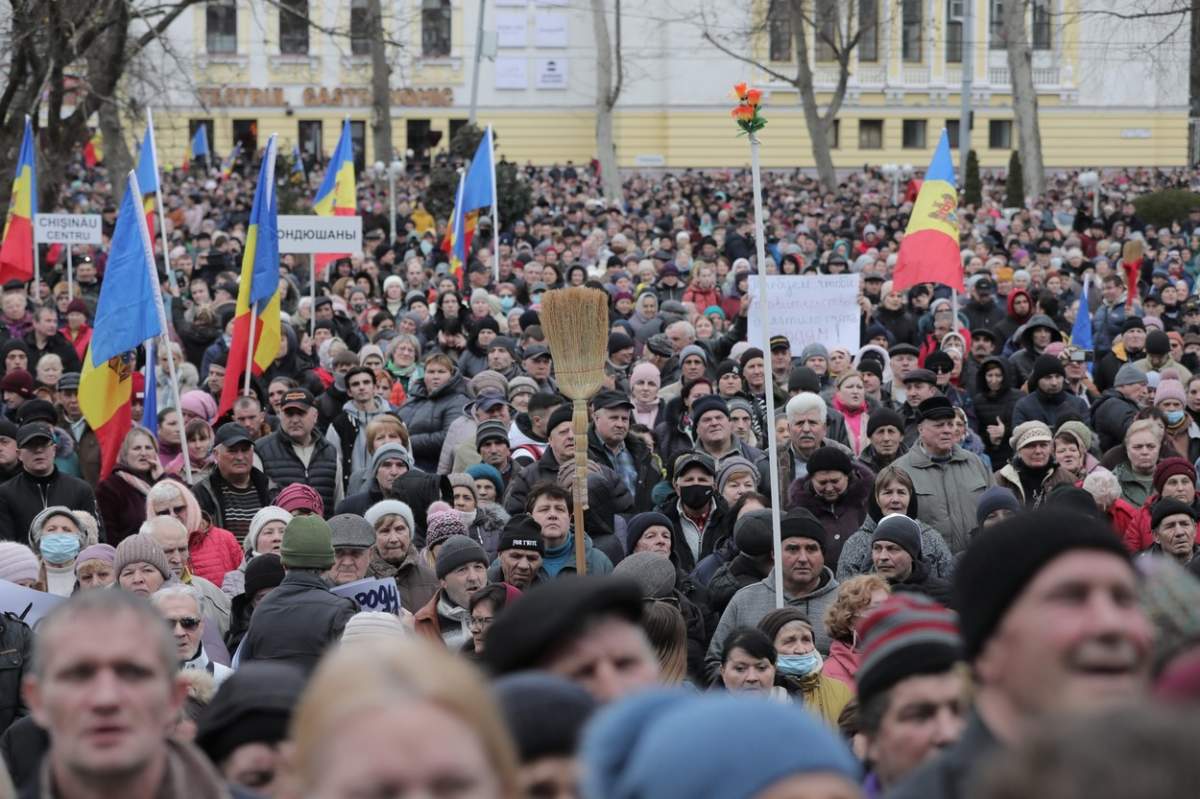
[1123,239,1143,263]
[541,287,610,401]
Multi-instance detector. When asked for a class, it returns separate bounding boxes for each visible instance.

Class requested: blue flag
[90,173,163,363]
[460,126,496,214]
[292,143,305,178]
[191,126,209,159]
[143,340,158,436]
[134,124,159,195]
[1072,281,1094,374]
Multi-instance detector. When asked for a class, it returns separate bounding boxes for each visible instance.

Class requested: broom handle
[572,399,589,575]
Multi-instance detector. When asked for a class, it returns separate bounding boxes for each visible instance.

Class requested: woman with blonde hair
[641,599,689,685]
[95,426,162,546]
[822,574,891,689]
[145,478,241,586]
[288,637,520,799]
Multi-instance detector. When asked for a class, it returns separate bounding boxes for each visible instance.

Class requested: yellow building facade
[148,0,1188,172]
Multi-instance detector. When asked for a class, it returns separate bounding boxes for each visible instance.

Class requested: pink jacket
[188,525,244,586]
[822,639,861,691]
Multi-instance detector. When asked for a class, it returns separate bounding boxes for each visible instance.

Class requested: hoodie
[995,288,1033,345]
[971,356,1021,465]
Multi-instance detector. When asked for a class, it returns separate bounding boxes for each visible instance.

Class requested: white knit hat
[364,500,415,532]
[0,542,40,584]
[245,506,293,554]
[341,611,409,646]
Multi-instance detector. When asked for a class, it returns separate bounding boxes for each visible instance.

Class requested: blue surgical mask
[500,295,515,312]
[776,650,823,678]
[1166,409,1186,426]
[39,533,80,565]
[531,292,544,304]
[419,241,433,255]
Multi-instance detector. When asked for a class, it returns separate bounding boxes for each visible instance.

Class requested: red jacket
[1123,493,1200,555]
[413,590,446,646]
[188,525,244,586]
[60,324,92,363]
[1109,497,1145,553]
[682,286,721,310]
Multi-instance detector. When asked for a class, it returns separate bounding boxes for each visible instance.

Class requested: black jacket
[255,430,340,517]
[0,614,31,735]
[587,428,662,514]
[1,716,46,794]
[972,356,1022,465]
[707,552,768,616]
[239,571,358,674]
[656,493,731,574]
[23,330,81,374]
[890,559,954,605]
[1092,389,1141,453]
[336,472,450,547]
[503,447,563,516]
[192,468,275,534]
[0,469,97,543]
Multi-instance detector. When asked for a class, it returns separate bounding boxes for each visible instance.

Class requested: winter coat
[327,396,395,485]
[706,552,769,616]
[1091,389,1141,453]
[962,297,1005,332]
[436,414,479,475]
[397,372,471,471]
[889,558,954,604]
[24,330,82,374]
[366,549,439,612]
[188,525,243,587]
[255,430,340,517]
[1,716,47,794]
[1008,314,1063,386]
[1114,461,1156,508]
[1011,388,1090,431]
[239,570,358,674]
[1096,340,1141,393]
[656,494,732,574]
[0,613,31,735]
[788,461,875,570]
[704,567,840,683]
[587,428,665,515]
[893,444,992,553]
[467,503,509,560]
[503,447,563,516]
[971,357,1022,465]
[94,467,151,546]
[1132,355,1193,384]
[192,468,275,541]
[1124,493,1200,555]
[993,461,1076,507]
[1093,296,1138,355]
[837,506,955,582]
[0,469,97,544]
[873,306,918,346]
[1105,496,1141,552]
[994,288,1033,345]
[822,639,860,690]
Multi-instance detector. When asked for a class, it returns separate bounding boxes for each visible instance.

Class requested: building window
[206,1,237,55]
[298,120,323,166]
[1032,0,1051,49]
[830,119,840,149]
[901,0,922,62]
[902,120,927,149]
[768,0,791,62]
[989,119,1013,149]
[349,120,367,174]
[858,0,878,62]
[945,0,963,63]
[279,0,309,55]
[859,119,883,150]
[815,0,836,62]
[350,0,371,56]
[946,119,960,149]
[422,0,452,58]
[989,0,1006,49]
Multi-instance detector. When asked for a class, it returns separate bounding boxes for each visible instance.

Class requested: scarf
[117,467,154,496]
[633,397,659,427]
[542,533,581,577]
[436,594,472,650]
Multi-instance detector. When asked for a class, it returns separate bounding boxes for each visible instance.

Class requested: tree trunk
[1004,0,1044,198]
[368,0,393,164]
[1190,0,1200,165]
[88,0,133,204]
[591,0,622,201]
[790,0,837,190]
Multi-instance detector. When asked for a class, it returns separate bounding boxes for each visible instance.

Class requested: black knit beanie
[953,508,1130,660]
[867,408,905,438]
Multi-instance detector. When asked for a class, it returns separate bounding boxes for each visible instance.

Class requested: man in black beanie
[859,407,907,473]
[1146,498,1200,567]
[1011,353,1089,430]
[870,514,952,604]
[707,508,774,616]
[503,403,576,515]
[888,507,1152,799]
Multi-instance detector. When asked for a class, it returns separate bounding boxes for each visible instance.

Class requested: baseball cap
[281,389,315,411]
[215,424,254,448]
[16,422,53,448]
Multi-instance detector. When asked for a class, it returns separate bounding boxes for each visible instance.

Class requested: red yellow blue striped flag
[892,129,963,292]
[0,117,37,283]
[312,120,356,277]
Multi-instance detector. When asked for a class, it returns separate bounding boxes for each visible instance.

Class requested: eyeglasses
[156,505,188,517]
[167,616,201,631]
[468,616,494,631]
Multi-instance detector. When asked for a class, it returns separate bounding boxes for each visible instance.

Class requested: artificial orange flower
[746,88,762,106]
[731,104,754,121]
[733,82,748,99]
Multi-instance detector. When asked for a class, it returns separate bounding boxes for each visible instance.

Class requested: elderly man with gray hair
[150,584,233,685]
[778,393,852,509]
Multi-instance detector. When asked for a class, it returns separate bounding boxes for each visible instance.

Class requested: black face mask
[680,484,714,509]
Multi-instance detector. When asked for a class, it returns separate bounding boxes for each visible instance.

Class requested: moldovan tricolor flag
[134,123,161,245]
[0,116,37,283]
[219,135,281,418]
[79,172,163,478]
[891,130,963,293]
[312,120,356,278]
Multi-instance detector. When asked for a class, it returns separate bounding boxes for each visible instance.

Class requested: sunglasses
[167,616,201,631]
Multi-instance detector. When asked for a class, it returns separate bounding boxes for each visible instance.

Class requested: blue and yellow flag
[893,129,962,292]
[79,172,163,477]
[0,117,37,283]
[134,123,160,244]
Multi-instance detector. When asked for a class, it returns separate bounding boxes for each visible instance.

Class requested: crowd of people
[0,151,1197,798]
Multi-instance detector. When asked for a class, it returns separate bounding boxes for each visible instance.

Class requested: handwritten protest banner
[331,577,402,614]
[747,275,861,353]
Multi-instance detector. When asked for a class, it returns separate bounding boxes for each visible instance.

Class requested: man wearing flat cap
[888,507,1151,799]
[483,575,660,703]
[587,390,661,514]
[893,397,992,553]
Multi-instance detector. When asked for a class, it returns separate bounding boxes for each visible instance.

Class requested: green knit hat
[281,516,335,569]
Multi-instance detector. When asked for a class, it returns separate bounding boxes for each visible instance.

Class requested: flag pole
[27,116,39,299]
[135,173,191,483]
[146,108,180,298]
[487,126,500,283]
[309,258,316,340]
[244,307,257,397]
[749,133,785,611]
[66,248,73,301]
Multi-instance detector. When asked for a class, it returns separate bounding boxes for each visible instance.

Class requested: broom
[540,287,610,575]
